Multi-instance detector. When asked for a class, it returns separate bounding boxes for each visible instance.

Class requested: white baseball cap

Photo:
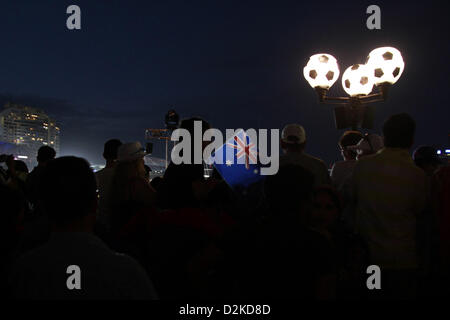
[281,124,306,144]
[348,134,384,153]
[117,142,146,162]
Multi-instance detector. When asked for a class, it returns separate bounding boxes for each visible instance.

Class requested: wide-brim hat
[117,142,147,162]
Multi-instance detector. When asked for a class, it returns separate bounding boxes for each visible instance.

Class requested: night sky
[1,0,448,166]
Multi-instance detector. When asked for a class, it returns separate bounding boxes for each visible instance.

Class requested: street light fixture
[303,47,405,130]
[366,47,404,85]
[303,53,340,89]
[145,109,180,169]
[341,64,375,97]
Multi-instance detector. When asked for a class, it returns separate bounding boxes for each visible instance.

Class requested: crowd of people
[0,113,449,300]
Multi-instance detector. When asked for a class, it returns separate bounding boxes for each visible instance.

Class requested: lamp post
[144,109,180,170]
[303,47,405,130]
[145,128,171,168]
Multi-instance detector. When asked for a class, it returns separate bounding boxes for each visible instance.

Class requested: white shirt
[9,232,158,299]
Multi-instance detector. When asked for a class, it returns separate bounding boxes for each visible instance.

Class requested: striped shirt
[351,148,428,269]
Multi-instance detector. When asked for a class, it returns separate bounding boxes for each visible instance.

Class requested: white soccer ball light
[341,64,375,96]
[303,54,340,89]
[366,47,404,85]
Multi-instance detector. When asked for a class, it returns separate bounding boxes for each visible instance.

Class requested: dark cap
[339,131,364,148]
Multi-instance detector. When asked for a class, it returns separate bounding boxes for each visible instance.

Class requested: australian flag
[210,129,264,189]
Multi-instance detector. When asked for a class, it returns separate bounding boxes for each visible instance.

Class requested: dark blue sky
[1,0,448,166]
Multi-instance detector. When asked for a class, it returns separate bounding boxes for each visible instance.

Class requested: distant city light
[445,149,450,153]
[0,103,60,165]
[437,150,441,155]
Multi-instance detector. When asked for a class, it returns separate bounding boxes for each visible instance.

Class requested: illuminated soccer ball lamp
[341,64,375,97]
[366,47,405,85]
[302,46,405,129]
[303,54,340,89]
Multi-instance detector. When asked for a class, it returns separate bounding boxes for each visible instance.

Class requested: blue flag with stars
[210,129,264,188]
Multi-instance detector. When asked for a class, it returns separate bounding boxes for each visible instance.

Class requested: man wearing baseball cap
[279,124,330,187]
[347,133,384,160]
[330,131,363,190]
[335,133,383,195]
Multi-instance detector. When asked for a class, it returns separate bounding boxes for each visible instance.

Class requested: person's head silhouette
[39,156,97,231]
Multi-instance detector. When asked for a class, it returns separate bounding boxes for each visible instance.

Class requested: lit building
[0,102,60,167]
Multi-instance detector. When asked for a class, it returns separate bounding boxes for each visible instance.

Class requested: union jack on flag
[227,133,258,170]
[211,129,264,188]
